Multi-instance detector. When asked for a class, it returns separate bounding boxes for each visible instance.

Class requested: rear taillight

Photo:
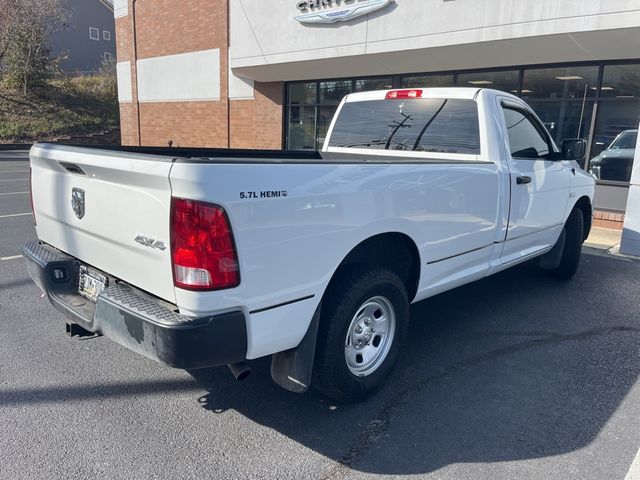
[170,198,240,291]
[385,89,423,100]
[29,167,36,226]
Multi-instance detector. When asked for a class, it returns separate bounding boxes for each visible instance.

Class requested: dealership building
[113,0,640,224]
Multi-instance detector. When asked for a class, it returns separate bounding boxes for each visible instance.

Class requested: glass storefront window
[525,100,594,145]
[288,82,316,105]
[457,70,519,93]
[588,101,640,182]
[319,80,352,104]
[599,64,640,98]
[401,74,455,88]
[522,66,599,100]
[287,106,316,150]
[317,106,339,148]
[354,77,393,92]
[286,61,640,182]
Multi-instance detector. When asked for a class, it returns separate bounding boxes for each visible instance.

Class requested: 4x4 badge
[71,188,85,219]
[134,235,167,251]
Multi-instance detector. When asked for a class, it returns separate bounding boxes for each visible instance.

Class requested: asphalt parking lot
[1,150,640,480]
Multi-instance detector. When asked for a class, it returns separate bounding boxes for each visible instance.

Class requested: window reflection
[286,63,640,178]
[317,106,338,149]
[522,66,599,99]
[287,106,316,150]
[458,70,519,93]
[525,100,594,144]
[401,74,455,88]
[288,82,316,105]
[319,80,353,105]
[588,101,639,182]
[354,78,393,92]
[599,64,640,98]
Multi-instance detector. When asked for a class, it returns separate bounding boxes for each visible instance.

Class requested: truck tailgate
[30,144,176,303]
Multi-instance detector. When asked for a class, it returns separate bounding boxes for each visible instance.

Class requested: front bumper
[23,240,247,369]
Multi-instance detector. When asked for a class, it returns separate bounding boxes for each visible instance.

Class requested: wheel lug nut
[364,318,371,326]
[355,325,363,334]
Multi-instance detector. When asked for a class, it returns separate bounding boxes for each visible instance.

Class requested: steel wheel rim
[344,296,396,377]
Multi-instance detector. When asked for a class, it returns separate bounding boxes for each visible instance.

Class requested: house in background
[49,0,115,73]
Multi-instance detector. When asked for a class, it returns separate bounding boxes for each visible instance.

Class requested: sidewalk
[585,226,622,252]
[584,226,640,261]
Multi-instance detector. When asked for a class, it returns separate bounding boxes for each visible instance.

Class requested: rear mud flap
[270,304,321,393]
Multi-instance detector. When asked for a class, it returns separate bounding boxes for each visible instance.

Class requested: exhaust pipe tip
[228,362,251,381]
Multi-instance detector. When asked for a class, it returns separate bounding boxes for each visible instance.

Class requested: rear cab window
[327,97,481,156]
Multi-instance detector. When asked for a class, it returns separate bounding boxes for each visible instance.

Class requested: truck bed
[39,143,483,165]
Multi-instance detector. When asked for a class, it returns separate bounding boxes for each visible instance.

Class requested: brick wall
[593,211,625,230]
[139,102,228,147]
[230,82,284,149]
[114,0,283,149]
[118,102,139,145]
[134,0,227,59]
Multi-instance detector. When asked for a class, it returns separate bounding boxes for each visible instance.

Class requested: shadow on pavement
[0,379,202,407]
[0,251,637,476]
[0,277,37,290]
[189,251,640,475]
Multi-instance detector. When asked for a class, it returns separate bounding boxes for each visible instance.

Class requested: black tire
[548,208,584,279]
[312,265,410,403]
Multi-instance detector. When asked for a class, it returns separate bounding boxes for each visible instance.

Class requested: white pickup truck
[24,88,595,402]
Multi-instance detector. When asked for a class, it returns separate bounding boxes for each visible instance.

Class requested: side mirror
[561,138,587,161]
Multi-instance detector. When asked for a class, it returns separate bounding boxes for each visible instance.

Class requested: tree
[0,0,21,65]
[1,0,69,94]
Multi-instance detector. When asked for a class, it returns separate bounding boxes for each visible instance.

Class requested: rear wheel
[313,266,410,403]
[547,208,584,279]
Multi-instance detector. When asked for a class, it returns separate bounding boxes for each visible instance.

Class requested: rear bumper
[23,240,247,369]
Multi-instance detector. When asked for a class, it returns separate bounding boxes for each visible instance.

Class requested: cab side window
[502,106,551,159]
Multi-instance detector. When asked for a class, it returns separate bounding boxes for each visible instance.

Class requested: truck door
[498,101,572,263]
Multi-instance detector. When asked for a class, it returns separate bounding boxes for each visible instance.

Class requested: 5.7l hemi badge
[134,234,167,251]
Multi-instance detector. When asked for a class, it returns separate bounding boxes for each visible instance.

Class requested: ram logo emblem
[71,188,85,219]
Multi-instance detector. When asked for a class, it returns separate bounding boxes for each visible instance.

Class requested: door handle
[516,176,532,185]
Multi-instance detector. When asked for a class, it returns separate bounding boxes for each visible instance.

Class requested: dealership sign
[295,0,395,24]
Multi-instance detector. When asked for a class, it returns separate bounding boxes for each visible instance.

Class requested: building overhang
[230,1,640,82]
[232,26,640,82]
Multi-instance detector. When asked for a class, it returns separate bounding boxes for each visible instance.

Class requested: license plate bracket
[78,265,108,302]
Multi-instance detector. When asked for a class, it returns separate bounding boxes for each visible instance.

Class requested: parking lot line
[0,213,31,219]
[0,169,29,172]
[0,255,22,261]
[625,447,640,480]
[0,178,28,182]
[0,191,28,196]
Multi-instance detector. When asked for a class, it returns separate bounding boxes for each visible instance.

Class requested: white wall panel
[620,123,640,256]
[113,0,128,18]
[229,49,254,99]
[137,49,221,103]
[116,61,132,103]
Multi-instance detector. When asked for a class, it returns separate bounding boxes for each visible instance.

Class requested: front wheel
[313,266,410,403]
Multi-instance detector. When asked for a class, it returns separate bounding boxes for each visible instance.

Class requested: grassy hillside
[0,74,119,143]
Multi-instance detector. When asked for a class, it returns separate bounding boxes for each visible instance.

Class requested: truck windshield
[328,98,480,154]
[609,131,638,150]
